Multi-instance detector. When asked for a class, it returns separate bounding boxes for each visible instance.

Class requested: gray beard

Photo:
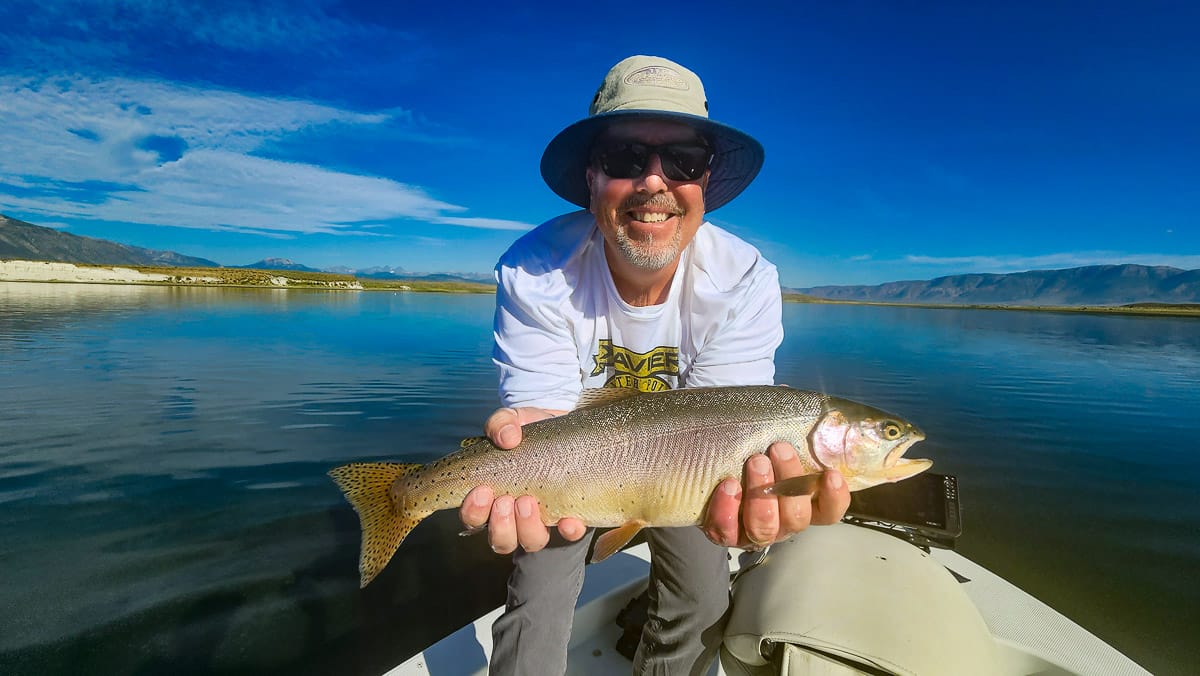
[613,221,683,270]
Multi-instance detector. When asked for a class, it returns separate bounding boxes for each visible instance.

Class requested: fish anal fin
[573,387,643,411]
[591,519,647,563]
[328,462,426,588]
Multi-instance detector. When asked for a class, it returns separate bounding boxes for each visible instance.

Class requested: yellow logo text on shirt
[590,339,679,392]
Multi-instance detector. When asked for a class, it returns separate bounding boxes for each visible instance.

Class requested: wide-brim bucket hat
[541,55,764,213]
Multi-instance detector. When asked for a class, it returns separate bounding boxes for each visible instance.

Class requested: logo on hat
[624,66,690,90]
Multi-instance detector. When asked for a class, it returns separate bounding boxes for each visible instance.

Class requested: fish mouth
[883,430,926,469]
[878,457,933,481]
[844,427,931,489]
[877,431,931,482]
[854,453,936,492]
[847,456,933,492]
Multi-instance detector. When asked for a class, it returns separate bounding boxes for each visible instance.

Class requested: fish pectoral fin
[458,523,487,537]
[591,519,648,563]
[752,472,824,497]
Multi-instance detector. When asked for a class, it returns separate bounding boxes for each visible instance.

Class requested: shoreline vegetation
[2,259,1197,317]
[0,259,494,294]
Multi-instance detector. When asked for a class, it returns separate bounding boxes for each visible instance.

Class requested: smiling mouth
[628,211,678,223]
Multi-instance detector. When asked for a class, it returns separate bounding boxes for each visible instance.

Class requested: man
[459,55,851,675]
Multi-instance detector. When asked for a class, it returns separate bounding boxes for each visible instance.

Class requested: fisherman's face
[586,120,710,274]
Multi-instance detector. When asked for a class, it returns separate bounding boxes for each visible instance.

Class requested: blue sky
[1,1,1196,287]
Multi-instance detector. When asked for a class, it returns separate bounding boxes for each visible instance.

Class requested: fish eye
[882,422,902,440]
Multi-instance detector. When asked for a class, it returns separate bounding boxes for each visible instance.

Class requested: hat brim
[540,110,764,213]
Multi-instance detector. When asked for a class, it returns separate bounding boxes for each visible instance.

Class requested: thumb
[485,407,564,449]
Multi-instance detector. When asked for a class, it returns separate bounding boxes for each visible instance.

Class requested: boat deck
[390,533,1149,675]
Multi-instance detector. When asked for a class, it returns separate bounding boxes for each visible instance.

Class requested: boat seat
[720,523,1002,676]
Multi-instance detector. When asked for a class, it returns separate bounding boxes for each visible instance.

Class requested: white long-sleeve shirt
[493,210,783,411]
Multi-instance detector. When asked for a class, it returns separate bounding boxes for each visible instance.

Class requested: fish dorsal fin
[573,387,644,411]
[459,435,488,449]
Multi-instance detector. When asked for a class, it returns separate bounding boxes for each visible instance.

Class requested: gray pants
[489,526,730,676]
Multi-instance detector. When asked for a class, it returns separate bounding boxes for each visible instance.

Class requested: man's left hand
[702,441,850,548]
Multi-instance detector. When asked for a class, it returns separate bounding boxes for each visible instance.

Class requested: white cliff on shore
[0,260,363,289]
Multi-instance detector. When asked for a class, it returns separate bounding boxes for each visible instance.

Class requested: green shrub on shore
[134,265,357,286]
[106,263,495,293]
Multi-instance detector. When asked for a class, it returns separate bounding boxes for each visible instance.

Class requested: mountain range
[0,215,491,284]
[3,213,1197,304]
[237,258,322,273]
[794,265,1200,305]
[1,214,219,268]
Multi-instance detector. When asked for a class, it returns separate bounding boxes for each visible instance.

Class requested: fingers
[703,479,742,546]
[484,406,565,449]
[702,441,836,551]
[485,408,524,449]
[467,407,570,554]
[741,454,779,546]
[485,494,554,555]
[810,469,850,525]
[514,496,550,551]
[461,486,559,554]
[768,442,814,538]
[556,517,588,542]
[487,495,518,554]
[460,485,494,530]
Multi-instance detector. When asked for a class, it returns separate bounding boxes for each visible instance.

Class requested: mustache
[619,194,683,214]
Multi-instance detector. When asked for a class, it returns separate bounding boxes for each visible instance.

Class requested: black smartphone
[845,471,962,544]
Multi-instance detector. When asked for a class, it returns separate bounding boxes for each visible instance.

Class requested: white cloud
[433,216,536,231]
[4,150,468,235]
[0,74,525,235]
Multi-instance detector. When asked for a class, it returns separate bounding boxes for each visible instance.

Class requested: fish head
[810,397,931,491]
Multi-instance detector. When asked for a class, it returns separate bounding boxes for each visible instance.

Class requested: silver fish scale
[398,386,832,526]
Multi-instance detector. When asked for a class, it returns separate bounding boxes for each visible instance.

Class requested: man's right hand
[458,406,587,555]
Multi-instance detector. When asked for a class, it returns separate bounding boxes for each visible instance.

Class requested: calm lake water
[1,282,1197,675]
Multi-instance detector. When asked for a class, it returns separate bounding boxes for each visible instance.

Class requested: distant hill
[406,272,495,284]
[238,258,321,272]
[344,265,409,279]
[0,214,494,284]
[796,265,1200,306]
[348,265,492,285]
[16,213,1191,304]
[1,214,218,267]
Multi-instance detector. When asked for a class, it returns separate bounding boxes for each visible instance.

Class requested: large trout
[329,385,930,587]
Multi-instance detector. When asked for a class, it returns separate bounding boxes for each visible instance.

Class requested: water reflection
[1,288,511,675]
[778,304,1200,674]
[0,292,1197,674]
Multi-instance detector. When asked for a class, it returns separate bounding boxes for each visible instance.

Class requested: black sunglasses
[591,140,714,182]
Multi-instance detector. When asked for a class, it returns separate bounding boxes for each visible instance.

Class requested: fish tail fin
[328,462,425,588]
